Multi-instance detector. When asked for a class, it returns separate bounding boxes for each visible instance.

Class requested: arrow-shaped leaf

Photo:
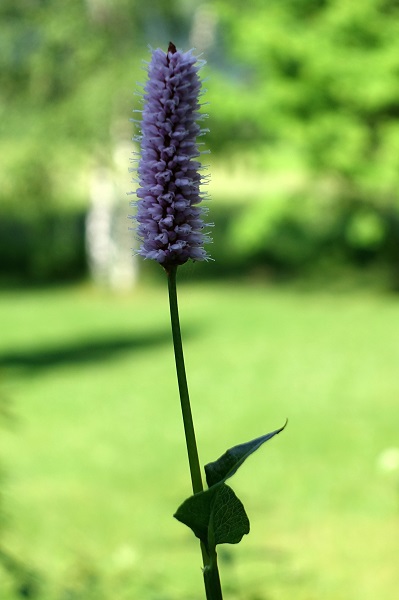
[205,421,287,488]
[174,483,250,550]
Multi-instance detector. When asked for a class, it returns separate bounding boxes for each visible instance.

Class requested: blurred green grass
[0,279,398,599]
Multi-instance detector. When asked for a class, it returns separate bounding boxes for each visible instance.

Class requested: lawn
[0,277,398,600]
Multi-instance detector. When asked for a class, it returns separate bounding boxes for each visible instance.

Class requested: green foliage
[207,0,399,280]
[2,0,399,282]
[175,483,249,548]
[211,0,399,203]
[208,186,390,283]
[204,426,286,487]
[174,426,285,552]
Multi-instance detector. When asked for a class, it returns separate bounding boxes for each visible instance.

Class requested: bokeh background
[1,1,399,599]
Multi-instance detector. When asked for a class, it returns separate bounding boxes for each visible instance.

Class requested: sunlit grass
[0,279,398,599]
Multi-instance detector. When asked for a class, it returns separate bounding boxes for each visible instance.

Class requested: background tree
[2,0,399,283]
[210,0,399,280]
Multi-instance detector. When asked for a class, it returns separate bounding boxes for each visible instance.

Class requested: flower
[133,42,211,270]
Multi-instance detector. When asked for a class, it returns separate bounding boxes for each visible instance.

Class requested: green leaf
[205,421,287,488]
[210,483,250,546]
[174,483,250,550]
[174,486,215,545]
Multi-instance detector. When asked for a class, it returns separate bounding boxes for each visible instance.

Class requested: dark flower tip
[132,44,211,269]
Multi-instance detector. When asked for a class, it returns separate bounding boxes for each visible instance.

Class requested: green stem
[167,265,223,600]
[203,548,223,600]
[167,266,203,495]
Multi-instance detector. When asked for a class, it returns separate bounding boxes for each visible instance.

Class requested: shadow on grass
[0,329,177,373]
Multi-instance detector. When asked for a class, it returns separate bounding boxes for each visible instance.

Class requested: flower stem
[167,265,223,600]
[167,265,203,495]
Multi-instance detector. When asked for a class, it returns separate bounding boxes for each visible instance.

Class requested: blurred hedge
[0,210,86,283]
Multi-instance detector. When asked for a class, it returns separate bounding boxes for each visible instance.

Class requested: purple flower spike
[133,42,211,270]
